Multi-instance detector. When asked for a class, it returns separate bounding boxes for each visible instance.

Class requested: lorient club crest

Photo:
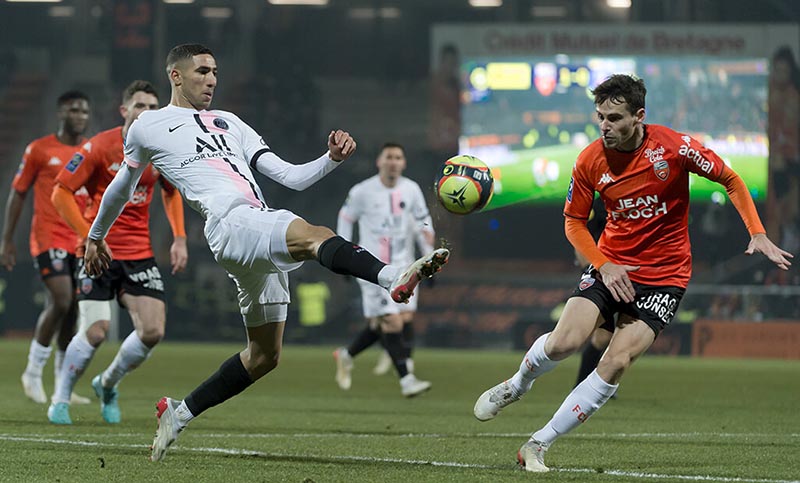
[653,160,669,181]
[579,276,595,291]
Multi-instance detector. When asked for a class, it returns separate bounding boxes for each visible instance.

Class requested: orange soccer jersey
[12,134,88,256]
[564,124,727,288]
[55,126,174,260]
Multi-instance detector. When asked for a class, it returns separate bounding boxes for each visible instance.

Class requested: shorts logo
[213,118,229,130]
[579,276,595,290]
[52,258,64,272]
[653,160,669,181]
[65,153,85,173]
[81,278,93,294]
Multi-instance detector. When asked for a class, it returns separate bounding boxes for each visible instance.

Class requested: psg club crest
[81,278,93,294]
[579,276,595,291]
[653,160,669,181]
[213,118,229,130]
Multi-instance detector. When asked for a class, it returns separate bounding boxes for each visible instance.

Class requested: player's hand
[746,233,793,270]
[328,130,357,162]
[597,262,639,303]
[84,238,112,278]
[0,240,16,271]
[170,236,188,274]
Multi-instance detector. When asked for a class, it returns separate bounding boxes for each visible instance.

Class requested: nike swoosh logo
[168,124,185,133]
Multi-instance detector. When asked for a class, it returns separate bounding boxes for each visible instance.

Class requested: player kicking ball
[473,74,791,472]
[83,43,449,462]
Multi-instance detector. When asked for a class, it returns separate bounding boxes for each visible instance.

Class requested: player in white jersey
[82,43,449,462]
[333,143,435,397]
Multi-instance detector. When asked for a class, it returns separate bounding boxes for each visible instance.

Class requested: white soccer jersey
[89,104,340,239]
[337,175,434,267]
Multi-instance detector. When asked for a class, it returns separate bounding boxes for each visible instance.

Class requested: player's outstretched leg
[150,323,281,462]
[474,332,558,421]
[299,225,449,302]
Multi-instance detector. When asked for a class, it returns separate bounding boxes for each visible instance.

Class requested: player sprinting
[1,91,92,405]
[333,142,435,397]
[47,80,188,425]
[473,74,792,472]
[82,43,449,462]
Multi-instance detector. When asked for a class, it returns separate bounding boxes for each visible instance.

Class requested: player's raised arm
[244,120,355,190]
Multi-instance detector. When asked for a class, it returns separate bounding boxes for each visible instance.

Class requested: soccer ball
[434,155,494,215]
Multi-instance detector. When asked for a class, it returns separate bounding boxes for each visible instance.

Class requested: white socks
[52,337,96,404]
[175,400,195,428]
[532,369,618,445]
[377,266,400,289]
[101,332,152,388]
[25,340,52,377]
[509,333,559,396]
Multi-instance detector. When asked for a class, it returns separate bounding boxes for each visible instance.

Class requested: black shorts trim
[77,257,165,303]
[570,267,685,337]
[34,249,77,280]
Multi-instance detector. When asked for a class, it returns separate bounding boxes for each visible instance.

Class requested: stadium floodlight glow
[48,5,73,16]
[201,6,232,18]
[469,0,502,7]
[268,0,329,5]
[606,0,631,8]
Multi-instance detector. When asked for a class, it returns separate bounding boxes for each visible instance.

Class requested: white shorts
[205,206,303,326]
[357,278,418,319]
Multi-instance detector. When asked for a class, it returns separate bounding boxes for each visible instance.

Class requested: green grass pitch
[0,339,797,482]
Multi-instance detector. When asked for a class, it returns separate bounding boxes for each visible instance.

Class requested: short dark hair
[122,80,158,105]
[166,43,214,71]
[57,90,89,107]
[380,142,405,156]
[591,74,646,114]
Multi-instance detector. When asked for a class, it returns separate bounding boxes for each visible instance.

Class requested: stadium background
[0,0,798,359]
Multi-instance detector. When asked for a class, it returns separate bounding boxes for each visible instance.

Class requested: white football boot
[333,348,353,390]
[151,397,183,462]
[390,248,449,303]
[473,380,522,421]
[400,374,431,397]
[21,371,47,404]
[517,439,550,472]
[372,350,392,375]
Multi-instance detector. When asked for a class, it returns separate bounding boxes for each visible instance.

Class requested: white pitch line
[1,434,798,483]
[10,431,800,440]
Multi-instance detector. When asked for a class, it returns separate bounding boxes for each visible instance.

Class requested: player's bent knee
[545,332,585,360]
[138,326,165,347]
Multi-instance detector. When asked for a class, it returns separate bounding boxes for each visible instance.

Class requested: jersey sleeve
[678,134,726,181]
[236,115,271,165]
[123,119,153,170]
[56,140,96,192]
[11,143,40,193]
[563,156,595,220]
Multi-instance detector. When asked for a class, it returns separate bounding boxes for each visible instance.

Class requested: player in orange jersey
[46,80,188,425]
[473,74,792,472]
[1,91,93,405]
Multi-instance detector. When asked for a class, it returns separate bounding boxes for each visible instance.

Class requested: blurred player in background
[83,43,448,461]
[473,74,791,472]
[1,91,92,405]
[333,142,435,397]
[47,80,188,425]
